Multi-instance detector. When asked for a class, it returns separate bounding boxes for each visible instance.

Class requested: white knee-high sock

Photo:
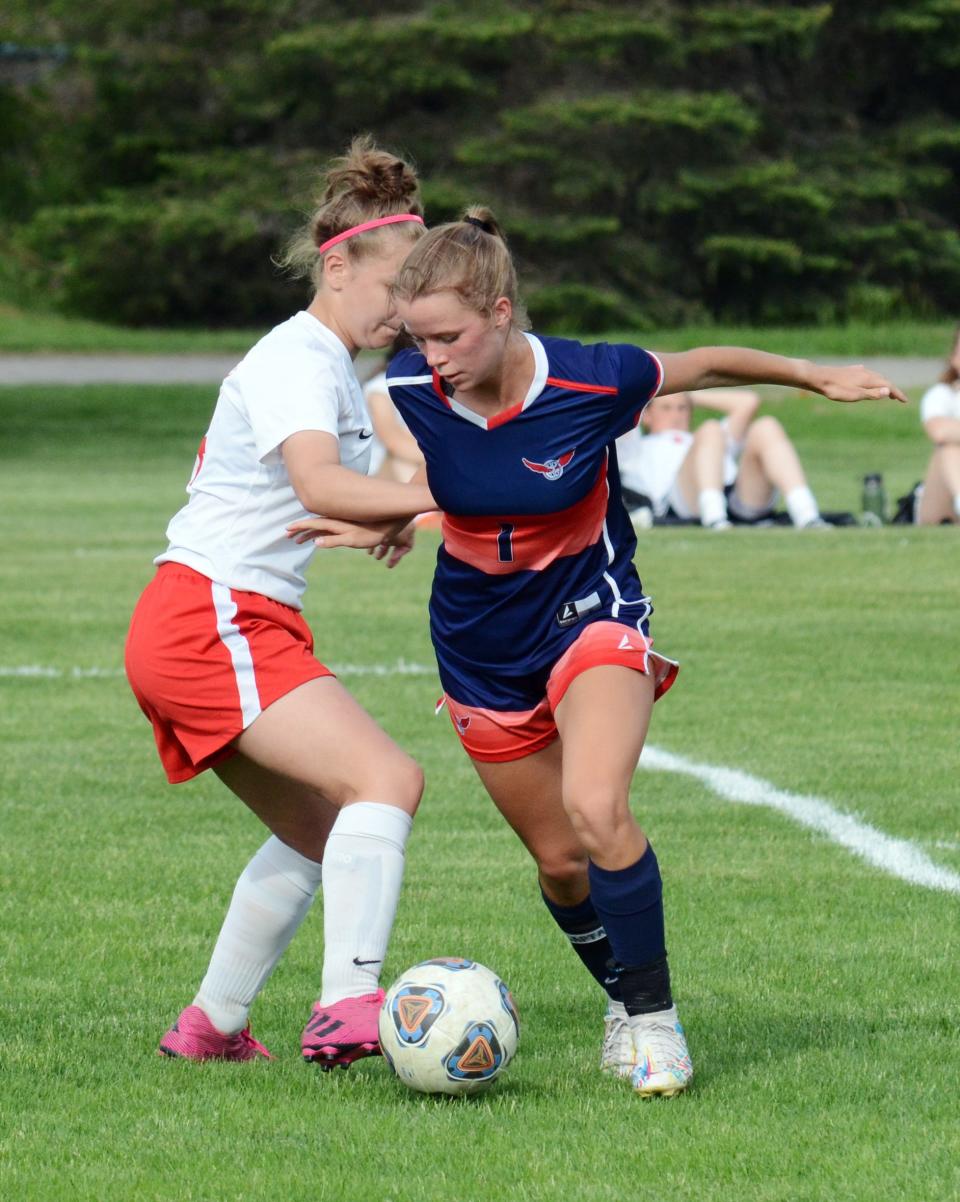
[319,802,413,1006]
[194,836,323,1034]
[698,488,729,528]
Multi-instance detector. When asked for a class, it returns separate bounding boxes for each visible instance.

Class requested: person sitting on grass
[916,325,960,525]
[616,388,828,529]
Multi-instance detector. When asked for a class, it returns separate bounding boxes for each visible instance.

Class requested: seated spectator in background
[616,389,827,529]
[363,349,426,483]
[917,326,960,525]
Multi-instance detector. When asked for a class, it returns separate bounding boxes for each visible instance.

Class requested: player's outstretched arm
[656,348,908,404]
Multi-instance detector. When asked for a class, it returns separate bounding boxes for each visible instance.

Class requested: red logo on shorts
[454,714,472,734]
[522,449,575,481]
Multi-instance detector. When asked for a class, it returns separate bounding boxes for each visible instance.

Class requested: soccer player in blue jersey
[290,209,906,1095]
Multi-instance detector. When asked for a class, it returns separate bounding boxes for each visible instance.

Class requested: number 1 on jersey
[497,523,515,563]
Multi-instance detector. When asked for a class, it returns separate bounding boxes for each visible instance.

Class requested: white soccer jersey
[616,428,694,513]
[157,311,373,609]
[362,370,389,475]
[920,381,960,424]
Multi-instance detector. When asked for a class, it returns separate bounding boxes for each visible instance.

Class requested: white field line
[640,745,960,895]
[0,659,437,680]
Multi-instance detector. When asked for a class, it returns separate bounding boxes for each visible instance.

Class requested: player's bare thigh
[231,675,424,815]
[554,664,655,870]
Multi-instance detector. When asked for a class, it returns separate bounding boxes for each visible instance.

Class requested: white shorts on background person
[616,424,740,519]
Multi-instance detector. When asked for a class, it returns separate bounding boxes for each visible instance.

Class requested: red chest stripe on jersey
[488,401,525,428]
[546,376,619,396]
[441,463,608,575]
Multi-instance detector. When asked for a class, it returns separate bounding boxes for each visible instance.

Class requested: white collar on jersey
[445,332,549,429]
[385,332,549,429]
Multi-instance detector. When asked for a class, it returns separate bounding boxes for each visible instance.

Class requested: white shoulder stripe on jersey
[521,332,549,408]
[649,351,665,398]
[211,581,262,727]
[386,375,433,387]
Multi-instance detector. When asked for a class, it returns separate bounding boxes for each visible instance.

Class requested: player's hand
[809,364,908,404]
[286,516,415,568]
[368,520,415,569]
[287,515,389,547]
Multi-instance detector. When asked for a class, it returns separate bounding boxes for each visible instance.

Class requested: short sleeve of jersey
[920,382,959,424]
[242,354,342,462]
[604,343,664,437]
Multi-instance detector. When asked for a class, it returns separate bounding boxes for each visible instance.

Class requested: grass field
[1,382,958,1202]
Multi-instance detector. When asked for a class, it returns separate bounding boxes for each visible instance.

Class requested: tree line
[3,0,959,330]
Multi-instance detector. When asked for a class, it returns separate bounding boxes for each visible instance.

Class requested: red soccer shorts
[441,620,679,763]
[125,562,333,782]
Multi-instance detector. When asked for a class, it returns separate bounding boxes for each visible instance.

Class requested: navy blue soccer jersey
[387,332,664,700]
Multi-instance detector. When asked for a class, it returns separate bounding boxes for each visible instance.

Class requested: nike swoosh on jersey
[358,429,374,439]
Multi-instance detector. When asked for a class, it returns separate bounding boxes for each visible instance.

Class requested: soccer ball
[379,958,520,1096]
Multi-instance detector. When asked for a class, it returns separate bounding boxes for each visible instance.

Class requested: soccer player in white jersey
[917,325,960,524]
[616,388,826,529]
[125,137,435,1066]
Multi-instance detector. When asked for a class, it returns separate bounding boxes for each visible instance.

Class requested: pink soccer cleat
[158,1005,272,1062]
[301,989,385,1070]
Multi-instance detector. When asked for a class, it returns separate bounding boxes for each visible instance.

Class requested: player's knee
[537,849,589,895]
[563,786,630,857]
[748,415,785,446]
[387,754,425,813]
[350,752,424,813]
[696,418,725,445]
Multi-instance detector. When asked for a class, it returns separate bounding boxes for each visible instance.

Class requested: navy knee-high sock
[588,843,673,1016]
[540,890,622,1003]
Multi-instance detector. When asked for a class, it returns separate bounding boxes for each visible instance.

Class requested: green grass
[0,301,953,358]
[1,384,957,1202]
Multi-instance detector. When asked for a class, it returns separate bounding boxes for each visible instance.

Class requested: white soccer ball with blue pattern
[379,958,520,1096]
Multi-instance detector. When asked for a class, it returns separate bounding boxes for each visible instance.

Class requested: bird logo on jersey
[522,449,575,481]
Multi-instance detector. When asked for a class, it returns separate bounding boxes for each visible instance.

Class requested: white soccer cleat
[628,1005,693,1097]
[600,999,636,1078]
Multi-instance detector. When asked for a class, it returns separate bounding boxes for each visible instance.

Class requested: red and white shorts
[125,563,333,783]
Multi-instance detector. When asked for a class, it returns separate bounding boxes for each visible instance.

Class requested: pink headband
[317,213,424,255]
